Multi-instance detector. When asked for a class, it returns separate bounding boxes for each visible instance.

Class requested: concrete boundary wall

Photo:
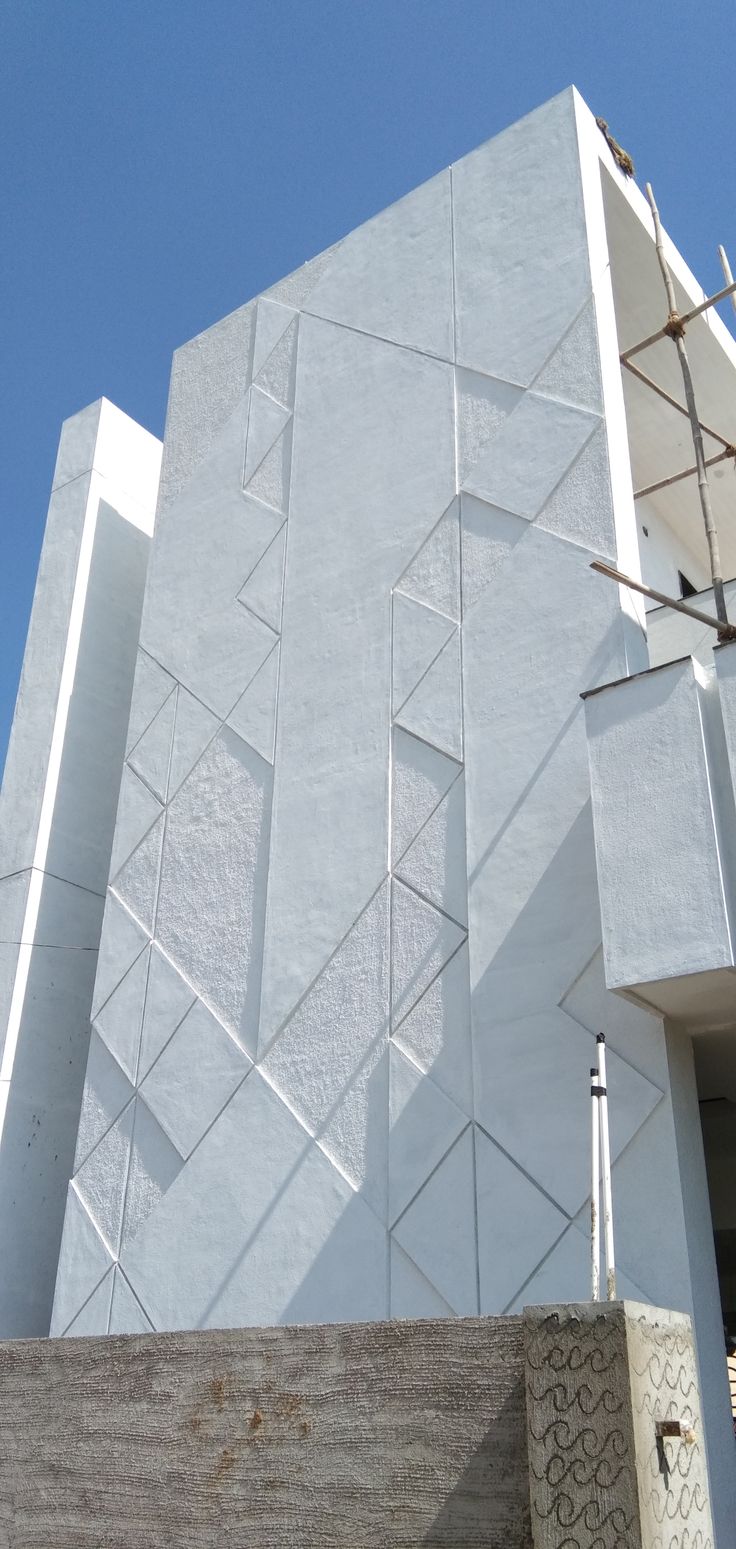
[0,1303,715,1548]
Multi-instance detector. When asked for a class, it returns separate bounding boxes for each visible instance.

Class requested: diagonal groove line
[391,762,463,871]
[256,876,389,1063]
[473,1120,574,1222]
[244,411,293,494]
[392,872,467,933]
[389,1235,454,1315]
[499,1221,574,1317]
[112,1262,155,1331]
[392,625,458,721]
[59,1259,115,1339]
[392,929,467,1040]
[392,493,460,613]
[527,289,600,404]
[126,679,177,764]
[389,1121,472,1237]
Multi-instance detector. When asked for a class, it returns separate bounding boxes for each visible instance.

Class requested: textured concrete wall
[51,91,698,1352]
[0,401,161,1336]
[0,1304,717,1548]
[0,1315,531,1549]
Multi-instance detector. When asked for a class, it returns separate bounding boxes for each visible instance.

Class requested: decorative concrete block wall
[0,1304,714,1547]
[50,91,697,1342]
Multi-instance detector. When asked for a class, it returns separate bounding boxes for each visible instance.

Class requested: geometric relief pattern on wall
[455,367,522,486]
[460,494,528,615]
[386,486,474,1317]
[394,498,460,622]
[530,297,604,416]
[154,727,272,1054]
[260,883,390,1223]
[473,1007,663,1221]
[391,1126,477,1316]
[125,650,177,758]
[462,389,599,522]
[55,297,302,1338]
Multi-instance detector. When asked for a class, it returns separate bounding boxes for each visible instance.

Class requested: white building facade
[2,88,735,1538]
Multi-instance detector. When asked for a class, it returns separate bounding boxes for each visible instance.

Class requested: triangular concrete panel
[109,1266,154,1333]
[307,169,454,360]
[138,946,196,1082]
[389,1045,467,1224]
[395,500,460,622]
[64,1266,115,1336]
[392,941,472,1116]
[74,1030,135,1171]
[111,815,165,937]
[95,946,149,1084]
[532,299,603,414]
[252,298,297,377]
[475,1127,568,1313]
[128,687,177,804]
[120,1097,183,1250]
[456,369,522,485]
[49,1187,114,1336]
[227,644,279,764]
[391,726,460,866]
[126,652,176,757]
[254,318,298,408]
[460,495,528,614]
[395,777,467,925]
[168,686,220,800]
[238,526,286,633]
[109,766,163,880]
[391,879,466,1026]
[392,1128,477,1315]
[92,895,149,1019]
[389,1239,454,1318]
[463,390,598,521]
[394,631,462,760]
[75,1104,135,1255]
[244,388,291,484]
[392,594,454,715]
[244,422,292,515]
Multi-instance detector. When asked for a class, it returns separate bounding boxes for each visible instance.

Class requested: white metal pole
[596,1034,617,1300]
[590,1067,601,1301]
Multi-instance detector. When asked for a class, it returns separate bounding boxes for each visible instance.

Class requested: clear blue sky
[1,0,734,767]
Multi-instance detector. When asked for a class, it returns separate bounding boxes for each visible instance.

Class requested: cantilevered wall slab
[52,91,692,1353]
[0,401,161,1336]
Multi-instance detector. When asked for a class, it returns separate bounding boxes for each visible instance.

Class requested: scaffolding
[594,178,736,642]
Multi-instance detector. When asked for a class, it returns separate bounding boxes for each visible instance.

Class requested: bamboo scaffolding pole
[621,277,736,361]
[596,1035,617,1301]
[634,446,734,500]
[646,182,730,632]
[590,1067,601,1301]
[621,357,734,452]
[590,560,736,635]
[717,247,736,316]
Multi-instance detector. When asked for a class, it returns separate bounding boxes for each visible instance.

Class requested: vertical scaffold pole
[646,183,730,633]
[590,1066,601,1301]
[596,1033,617,1300]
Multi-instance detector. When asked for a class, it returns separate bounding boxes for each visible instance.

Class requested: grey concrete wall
[0,1303,717,1548]
[0,1315,531,1549]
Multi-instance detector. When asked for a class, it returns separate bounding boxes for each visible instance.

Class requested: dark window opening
[678,570,698,599]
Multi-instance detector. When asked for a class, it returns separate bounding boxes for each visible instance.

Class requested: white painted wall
[0,401,161,1336]
[636,496,710,608]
